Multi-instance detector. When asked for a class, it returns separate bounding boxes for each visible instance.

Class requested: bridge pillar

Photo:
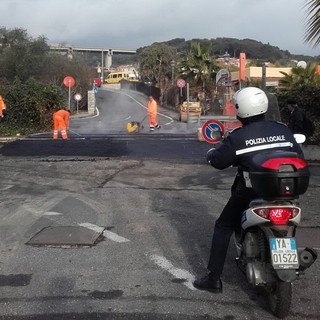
[105,49,113,71]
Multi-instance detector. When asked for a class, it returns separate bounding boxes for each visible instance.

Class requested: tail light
[253,207,300,225]
[261,157,307,170]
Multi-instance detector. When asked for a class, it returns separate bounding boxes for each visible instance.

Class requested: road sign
[74,93,82,101]
[63,76,75,88]
[176,79,186,88]
[201,120,225,144]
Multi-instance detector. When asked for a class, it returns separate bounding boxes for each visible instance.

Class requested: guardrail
[188,114,237,123]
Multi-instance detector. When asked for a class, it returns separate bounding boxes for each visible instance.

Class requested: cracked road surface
[0,89,319,320]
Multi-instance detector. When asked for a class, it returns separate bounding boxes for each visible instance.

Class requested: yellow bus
[105,72,138,84]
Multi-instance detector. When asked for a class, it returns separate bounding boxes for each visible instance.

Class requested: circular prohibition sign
[201,120,225,144]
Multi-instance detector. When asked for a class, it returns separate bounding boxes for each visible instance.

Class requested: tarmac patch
[26,226,104,248]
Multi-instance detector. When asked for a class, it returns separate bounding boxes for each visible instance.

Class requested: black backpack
[303,113,315,137]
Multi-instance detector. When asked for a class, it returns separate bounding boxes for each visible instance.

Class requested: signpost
[74,93,82,113]
[177,79,186,106]
[63,76,75,109]
[176,79,189,124]
[201,120,225,144]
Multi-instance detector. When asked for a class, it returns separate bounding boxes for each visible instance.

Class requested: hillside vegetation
[135,37,319,66]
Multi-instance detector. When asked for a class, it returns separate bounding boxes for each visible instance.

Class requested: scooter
[234,135,317,318]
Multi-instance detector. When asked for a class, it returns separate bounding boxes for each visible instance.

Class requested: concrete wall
[87,90,96,115]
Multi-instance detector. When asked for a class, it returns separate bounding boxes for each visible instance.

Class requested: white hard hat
[233,87,268,118]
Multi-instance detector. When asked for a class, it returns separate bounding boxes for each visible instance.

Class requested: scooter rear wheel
[267,280,292,319]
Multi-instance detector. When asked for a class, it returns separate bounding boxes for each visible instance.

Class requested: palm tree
[178,42,217,94]
[304,0,320,47]
[279,63,320,88]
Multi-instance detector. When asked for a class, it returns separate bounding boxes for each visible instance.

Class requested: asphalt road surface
[0,89,319,320]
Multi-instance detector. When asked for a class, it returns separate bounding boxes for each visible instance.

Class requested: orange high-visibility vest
[53,109,70,127]
[147,99,157,115]
[0,95,7,117]
[53,109,70,139]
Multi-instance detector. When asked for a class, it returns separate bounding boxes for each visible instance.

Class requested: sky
[0,0,319,56]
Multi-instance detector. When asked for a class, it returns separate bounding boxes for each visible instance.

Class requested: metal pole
[261,63,266,90]
[101,49,104,82]
[172,66,174,85]
[186,83,190,125]
[68,85,71,110]
[76,101,79,114]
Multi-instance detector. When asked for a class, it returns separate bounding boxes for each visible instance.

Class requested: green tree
[137,43,177,102]
[0,27,96,136]
[0,27,50,82]
[137,43,176,85]
[178,42,218,96]
[279,63,320,88]
[304,0,320,47]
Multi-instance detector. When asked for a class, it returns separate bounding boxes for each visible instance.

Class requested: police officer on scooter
[194,87,303,293]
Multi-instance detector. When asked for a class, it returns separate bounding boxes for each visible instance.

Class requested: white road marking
[44,211,63,216]
[79,221,130,243]
[149,254,195,290]
[103,230,130,243]
[78,222,105,234]
[79,222,130,243]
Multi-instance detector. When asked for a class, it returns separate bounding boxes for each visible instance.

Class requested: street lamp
[223,51,230,65]
[222,51,231,108]
[170,60,176,85]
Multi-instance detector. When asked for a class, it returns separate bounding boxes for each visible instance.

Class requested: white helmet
[233,87,268,118]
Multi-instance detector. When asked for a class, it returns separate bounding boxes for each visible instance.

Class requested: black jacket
[207,120,303,198]
[288,106,305,134]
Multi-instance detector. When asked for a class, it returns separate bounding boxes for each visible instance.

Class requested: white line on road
[104,230,131,243]
[149,254,195,290]
[78,222,105,233]
[44,211,63,216]
[79,222,130,243]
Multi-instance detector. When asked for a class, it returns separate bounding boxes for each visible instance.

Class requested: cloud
[0,0,318,55]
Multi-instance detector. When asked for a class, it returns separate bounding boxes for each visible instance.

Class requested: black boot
[193,273,222,293]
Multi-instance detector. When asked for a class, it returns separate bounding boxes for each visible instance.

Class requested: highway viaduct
[50,46,137,71]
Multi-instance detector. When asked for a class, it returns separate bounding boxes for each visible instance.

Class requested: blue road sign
[202,120,225,143]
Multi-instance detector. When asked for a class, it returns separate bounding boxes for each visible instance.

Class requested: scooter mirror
[210,130,224,142]
[293,133,306,144]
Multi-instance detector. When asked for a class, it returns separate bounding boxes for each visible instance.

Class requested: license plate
[270,238,299,269]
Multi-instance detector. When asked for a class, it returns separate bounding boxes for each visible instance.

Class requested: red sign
[239,53,246,81]
[201,120,225,144]
[176,79,186,88]
[63,76,75,88]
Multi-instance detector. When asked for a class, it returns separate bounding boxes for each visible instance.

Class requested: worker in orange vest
[52,109,71,139]
[0,95,7,119]
[147,96,160,131]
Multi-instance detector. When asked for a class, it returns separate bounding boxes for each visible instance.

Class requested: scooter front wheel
[267,280,292,319]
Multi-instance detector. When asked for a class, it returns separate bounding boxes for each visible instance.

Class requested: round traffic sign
[63,76,75,88]
[201,120,225,144]
[176,79,186,88]
[74,93,82,101]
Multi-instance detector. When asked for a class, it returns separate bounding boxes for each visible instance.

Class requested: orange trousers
[53,115,68,139]
[149,112,158,126]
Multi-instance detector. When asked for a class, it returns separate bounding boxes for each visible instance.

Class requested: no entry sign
[201,120,225,144]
